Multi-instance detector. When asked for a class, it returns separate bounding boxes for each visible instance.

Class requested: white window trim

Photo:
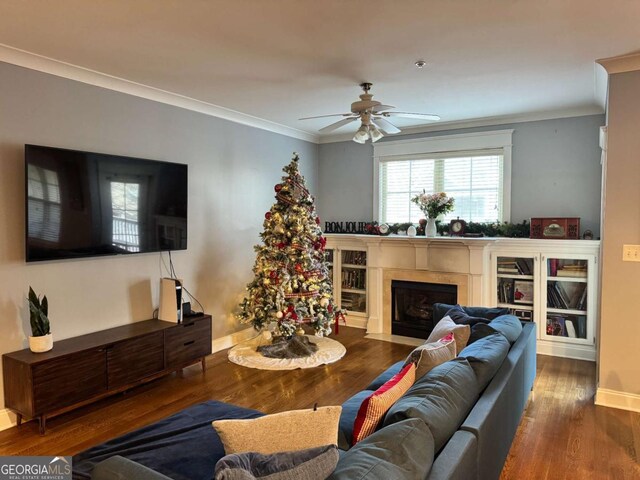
[373,129,514,223]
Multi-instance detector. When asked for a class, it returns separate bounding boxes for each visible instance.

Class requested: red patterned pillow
[352,363,416,445]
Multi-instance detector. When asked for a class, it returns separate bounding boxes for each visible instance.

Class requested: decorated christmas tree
[237,153,342,345]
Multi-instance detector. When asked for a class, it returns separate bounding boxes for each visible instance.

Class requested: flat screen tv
[25,144,188,262]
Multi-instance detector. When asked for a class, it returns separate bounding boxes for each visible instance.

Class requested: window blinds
[379,149,504,224]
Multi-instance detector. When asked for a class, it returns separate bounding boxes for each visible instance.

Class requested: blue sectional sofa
[74,309,536,480]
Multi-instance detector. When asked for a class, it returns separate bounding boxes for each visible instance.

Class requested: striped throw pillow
[352,363,416,445]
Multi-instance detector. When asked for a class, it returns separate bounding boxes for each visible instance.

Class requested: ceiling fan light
[353,125,369,144]
[370,126,383,142]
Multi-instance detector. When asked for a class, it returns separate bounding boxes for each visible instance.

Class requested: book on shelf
[565,319,577,338]
[556,269,587,278]
[515,258,532,275]
[546,315,566,337]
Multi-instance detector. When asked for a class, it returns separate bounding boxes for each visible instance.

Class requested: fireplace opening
[391,280,458,339]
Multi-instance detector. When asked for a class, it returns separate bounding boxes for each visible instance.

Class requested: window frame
[373,129,513,223]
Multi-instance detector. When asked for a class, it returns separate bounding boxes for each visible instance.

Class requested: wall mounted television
[25,144,188,262]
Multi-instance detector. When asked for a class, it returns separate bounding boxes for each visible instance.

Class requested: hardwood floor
[502,355,640,480]
[0,327,638,479]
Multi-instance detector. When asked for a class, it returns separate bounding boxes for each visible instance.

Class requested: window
[111,181,140,252]
[27,165,61,242]
[374,130,513,224]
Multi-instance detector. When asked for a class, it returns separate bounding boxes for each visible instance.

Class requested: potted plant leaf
[27,286,52,353]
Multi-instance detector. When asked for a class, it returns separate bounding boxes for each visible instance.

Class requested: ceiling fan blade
[382,112,441,121]
[319,117,358,133]
[372,117,401,134]
[371,104,395,113]
[299,113,353,120]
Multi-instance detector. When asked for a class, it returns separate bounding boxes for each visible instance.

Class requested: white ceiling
[0,0,638,142]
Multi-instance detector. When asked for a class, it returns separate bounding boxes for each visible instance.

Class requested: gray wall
[0,62,318,409]
[317,114,604,236]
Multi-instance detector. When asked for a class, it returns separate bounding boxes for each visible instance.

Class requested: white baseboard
[595,388,640,413]
[212,327,256,353]
[0,408,17,432]
[536,340,596,362]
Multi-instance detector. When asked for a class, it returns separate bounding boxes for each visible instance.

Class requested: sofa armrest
[92,456,173,480]
[427,430,477,480]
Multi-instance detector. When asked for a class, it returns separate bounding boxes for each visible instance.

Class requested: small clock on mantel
[449,218,467,236]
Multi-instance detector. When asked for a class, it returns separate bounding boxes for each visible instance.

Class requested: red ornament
[287,304,295,313]
[275,184,282,192]
[295,263,303,273]
[315,217,320,225]
[269,271,277,279]
[277,242,286,249]
[328,304,333,313]
[265,212,271,220]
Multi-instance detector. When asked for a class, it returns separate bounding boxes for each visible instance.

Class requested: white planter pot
[29,333,53,353]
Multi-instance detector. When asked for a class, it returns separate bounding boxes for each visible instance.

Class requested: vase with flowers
[411,191,455,237]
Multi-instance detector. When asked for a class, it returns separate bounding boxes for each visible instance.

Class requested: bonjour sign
[324,221,371,234]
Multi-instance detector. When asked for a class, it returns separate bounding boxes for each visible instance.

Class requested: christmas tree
[237,153,342,341]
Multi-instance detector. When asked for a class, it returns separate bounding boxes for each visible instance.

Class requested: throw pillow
[444,304,492,326]
[432,303,508,324]
[352,363,416,445]
[212,406,342,455]
[215,444,339,480]
[489,315,523,344]
[403,332,456,379]
[425,315,471,353]
[467,323,499,345]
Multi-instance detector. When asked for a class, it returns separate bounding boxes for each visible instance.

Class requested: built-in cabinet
[490,242,598,361]
[327,246,368,319]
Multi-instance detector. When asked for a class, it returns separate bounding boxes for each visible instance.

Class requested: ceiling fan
[299,82,440,143]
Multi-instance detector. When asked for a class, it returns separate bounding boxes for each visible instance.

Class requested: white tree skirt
[228,334,346,370]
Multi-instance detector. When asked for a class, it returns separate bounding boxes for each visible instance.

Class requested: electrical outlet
[622,245,640,262]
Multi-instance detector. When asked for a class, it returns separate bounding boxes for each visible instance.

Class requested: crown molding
[0,43,319,144]
[597,52,640,75]
[319,106,604,144]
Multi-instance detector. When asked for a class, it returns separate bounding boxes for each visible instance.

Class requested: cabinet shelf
[547,307,587,315]
[342,288,366,294]
[497,274,534,280]
[342,264,367,269]
[547,276,587,283]
[498,303,533,311]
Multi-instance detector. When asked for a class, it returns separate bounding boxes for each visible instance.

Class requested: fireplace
[391,280,457,339]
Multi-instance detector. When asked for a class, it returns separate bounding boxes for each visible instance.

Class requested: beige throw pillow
[426,315,470,353]
[404,332,457,379]
[212,406,342,454]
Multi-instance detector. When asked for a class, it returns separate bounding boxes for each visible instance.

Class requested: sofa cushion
[425,316,470,353]
[403,332,456,379]
[489,315,523,344]
[443,304,492,326]
[353,363,416,444]
[328,418,435,480]
[383,358,479,453]
[365,361,404,391]
[432,303,509,324]
[214,445,339,480]
[212,407,341,455]
[468,323,500,345]
[339,390,374,448]
[458,333,510,390]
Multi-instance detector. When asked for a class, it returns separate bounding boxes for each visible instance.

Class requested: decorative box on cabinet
[2,315,212,434]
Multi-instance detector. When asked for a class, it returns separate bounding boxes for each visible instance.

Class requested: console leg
[16,413,22,427]
[39,415,46,435]
[201,357,206,372]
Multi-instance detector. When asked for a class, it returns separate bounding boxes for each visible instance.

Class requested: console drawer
[165,316,211,368]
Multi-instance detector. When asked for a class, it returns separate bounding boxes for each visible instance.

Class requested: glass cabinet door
[340,250,367,315]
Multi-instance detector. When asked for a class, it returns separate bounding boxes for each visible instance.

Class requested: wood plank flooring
[0,327,638,479]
